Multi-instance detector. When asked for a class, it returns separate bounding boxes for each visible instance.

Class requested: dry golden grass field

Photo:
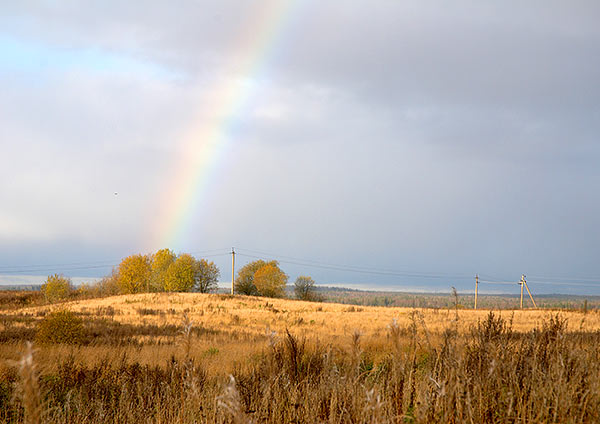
[4,293,600,374]
[2,293,600,422]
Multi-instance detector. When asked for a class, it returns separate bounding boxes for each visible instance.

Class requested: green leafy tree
[117,254,152,294]
[294,275,321,301]
[164,254,197,292]
[151,248,176,291]
[194,258,220,293]
[235,260,278,295]
[254,263,288,298]
[41,274,73,303]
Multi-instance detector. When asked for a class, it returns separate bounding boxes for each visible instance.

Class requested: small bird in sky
[114,192,118,196]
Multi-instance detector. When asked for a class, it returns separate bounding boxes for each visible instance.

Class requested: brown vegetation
[0,292,599,422]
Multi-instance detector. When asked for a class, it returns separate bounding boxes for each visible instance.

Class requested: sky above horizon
[1,1,600,295]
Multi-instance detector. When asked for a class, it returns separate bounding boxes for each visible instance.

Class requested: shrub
[294,276,321,301]
[41,274,73,303]
[35,310,85,345]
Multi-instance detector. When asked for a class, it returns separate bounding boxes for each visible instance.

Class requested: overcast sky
[1,1,599,294]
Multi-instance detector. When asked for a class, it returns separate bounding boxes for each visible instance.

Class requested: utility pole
[474,274,479,310]
[231,247,235,295]
[523,275,537,309]
[519,274,525,309]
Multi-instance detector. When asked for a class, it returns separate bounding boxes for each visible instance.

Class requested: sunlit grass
[1,292,600,422]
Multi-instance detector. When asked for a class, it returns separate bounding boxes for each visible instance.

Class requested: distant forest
[2,284,598,311]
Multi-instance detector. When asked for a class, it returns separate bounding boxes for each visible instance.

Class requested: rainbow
[150,1,300,251]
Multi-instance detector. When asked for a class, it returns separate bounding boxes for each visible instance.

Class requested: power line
[0,258,119,271]
[479,278,600,289]
[477,273,508,281]
[478,280,518,286]
[188,248,232,257]
[527,280,600,288]
[0,249,231,275]
[2,244,600,293]
[198,252,232,259]
[236,247,470,278]
[529,278,600,285]
[0,264,117,275]
[236,247,473,278]
[236,252,471,281]
[528,275,600,284]
[236,248,600,290]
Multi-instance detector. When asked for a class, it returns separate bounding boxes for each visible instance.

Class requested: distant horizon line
[1,276,599,298]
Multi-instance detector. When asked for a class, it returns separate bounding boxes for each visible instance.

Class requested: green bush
[35,310,85,345]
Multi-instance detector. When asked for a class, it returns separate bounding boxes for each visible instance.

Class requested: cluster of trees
[41,252,321,303]
[115,249,220,294]
[235,260,321,301]
[40,249,220,303]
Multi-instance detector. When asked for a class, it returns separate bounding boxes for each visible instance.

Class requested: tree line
[41,249,321,302]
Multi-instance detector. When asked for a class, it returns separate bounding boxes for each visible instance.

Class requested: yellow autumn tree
[150,248,176,291]
[164,253,196,292]
[235,260,278,295]
[41,274,74,302]
[117,254,152,294]
[253,263,288,298]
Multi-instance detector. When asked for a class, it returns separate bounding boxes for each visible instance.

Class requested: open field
[3,292,600,372]
[315,287,600,310]
[2,292,600,422]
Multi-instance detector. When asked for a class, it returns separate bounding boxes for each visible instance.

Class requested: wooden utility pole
[231,247,235,295]
[519,274,525,309]
[474,275,479,310]
[523,275,537,309]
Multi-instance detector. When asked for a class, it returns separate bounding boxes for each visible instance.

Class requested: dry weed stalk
[14,342,42,424]
[351,330,363,373]
[217,375,250,423]
[180,312,194,359]
[364,388,385,423]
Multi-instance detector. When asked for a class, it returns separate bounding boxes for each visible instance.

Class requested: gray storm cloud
[1,1,599,293]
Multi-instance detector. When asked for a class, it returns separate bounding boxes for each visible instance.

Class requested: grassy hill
[1,292,600,422]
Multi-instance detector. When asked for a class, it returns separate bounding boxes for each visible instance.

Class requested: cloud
[1,1,599,292]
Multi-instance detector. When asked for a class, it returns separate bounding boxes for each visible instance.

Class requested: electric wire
[236,247,471,279]
[528,275,600,283]
[2,264,117,275]
[0,249,231,275]
[478,280,518,286]
[236,248,600,290]
[0,258,119,271]
[524,280,600,288]
[479,278,600,289]
[2,245,600,293]
[236,252,472,281]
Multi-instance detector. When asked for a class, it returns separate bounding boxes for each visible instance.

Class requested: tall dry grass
[0,311,598,422]
[2,293,600,422]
